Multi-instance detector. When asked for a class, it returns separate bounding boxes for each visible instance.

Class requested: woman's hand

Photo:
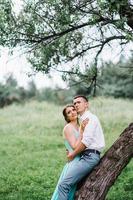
[80,118,89,134]
[67,152,75,161]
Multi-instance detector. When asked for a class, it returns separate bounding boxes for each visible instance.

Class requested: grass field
[0,97,133,200]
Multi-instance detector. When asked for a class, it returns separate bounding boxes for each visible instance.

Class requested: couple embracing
[51,95,105,200]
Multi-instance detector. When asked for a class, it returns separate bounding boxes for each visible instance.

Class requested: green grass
[0,98,132,200]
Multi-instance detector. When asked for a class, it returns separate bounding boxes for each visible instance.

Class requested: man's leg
[58,153,100,200]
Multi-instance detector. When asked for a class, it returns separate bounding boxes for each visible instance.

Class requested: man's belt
[85,149,100,155]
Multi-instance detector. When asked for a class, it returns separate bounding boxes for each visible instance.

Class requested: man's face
[73,97,88,115]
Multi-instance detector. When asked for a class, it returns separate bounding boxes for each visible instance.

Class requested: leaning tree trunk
[75,123,133,200]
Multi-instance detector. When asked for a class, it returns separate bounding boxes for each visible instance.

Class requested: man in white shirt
[58,95,105,200]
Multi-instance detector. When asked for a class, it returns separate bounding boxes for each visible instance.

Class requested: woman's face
[65,106,78,122]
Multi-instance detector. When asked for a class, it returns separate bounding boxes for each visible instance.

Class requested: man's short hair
[73,95,88,102]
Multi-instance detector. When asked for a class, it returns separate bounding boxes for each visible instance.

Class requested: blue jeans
[58,152,100,200]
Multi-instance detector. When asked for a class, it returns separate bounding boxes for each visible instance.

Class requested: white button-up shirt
[80,111,105,152]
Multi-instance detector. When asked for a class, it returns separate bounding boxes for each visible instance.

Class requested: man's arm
[67,142,86,161]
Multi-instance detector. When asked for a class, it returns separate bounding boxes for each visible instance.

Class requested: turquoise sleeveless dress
[51,128,80,200]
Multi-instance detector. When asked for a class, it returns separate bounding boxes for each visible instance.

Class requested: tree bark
[75,123,133,200]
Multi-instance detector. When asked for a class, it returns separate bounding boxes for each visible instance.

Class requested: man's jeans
[58,151,100,200]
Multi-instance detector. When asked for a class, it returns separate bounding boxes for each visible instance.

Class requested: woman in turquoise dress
[51,104,88,200]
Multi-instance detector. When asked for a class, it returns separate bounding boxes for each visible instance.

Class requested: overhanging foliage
[0,0,133,94]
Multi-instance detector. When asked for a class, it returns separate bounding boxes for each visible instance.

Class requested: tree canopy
[0,0,133,93]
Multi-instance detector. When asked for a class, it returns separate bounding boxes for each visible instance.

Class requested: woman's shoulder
[63,123,73,133]
[63,124,72,139]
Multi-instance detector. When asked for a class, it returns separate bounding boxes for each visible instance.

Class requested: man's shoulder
[85,111,101,126]
[86,111,98,120]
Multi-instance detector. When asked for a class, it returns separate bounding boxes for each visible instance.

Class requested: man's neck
[79,109,88,116]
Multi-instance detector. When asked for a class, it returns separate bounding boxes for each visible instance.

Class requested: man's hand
[67,152,75,161]
[80,118,89,134]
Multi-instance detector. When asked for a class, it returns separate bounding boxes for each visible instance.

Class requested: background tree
[0,74,37,107]
[0,74,20,107]
[0,0,133,95]
[100,58,133,98]
[67,54,133,98]
[26,79,38,99]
